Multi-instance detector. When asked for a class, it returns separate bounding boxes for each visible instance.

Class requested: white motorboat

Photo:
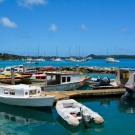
[25,61,38,64]
[52,58,63,62]
[56,99,104,126]
[0,84,55,107]
[105,57,119,63]
[42,71,90,91]
[34,58,45,61]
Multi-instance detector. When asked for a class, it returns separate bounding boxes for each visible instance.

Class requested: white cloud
[17,0,47,8]
[0,17,17,28]
[120,28,130,33]
[82,24,88,30]
[49,24,57,32]
[0,0,5,3]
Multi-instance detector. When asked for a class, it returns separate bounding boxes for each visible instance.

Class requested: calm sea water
[0,59,135,134]
[0,97,135,135]
[0,58,135,68]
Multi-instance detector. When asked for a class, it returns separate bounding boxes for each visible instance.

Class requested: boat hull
[56,99,104,126]
[106,60,119,63]
[0,96,55,107]
[43,81,88,91]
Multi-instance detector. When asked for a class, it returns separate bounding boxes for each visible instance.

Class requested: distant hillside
[0,53,135,60]
[88,54,135,59]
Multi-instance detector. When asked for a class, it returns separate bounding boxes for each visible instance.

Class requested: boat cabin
[0,84,41,98]
[45,71,82,86]
[115,68,135,87]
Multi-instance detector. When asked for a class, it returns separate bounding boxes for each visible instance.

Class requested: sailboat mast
[38,45,40,58]
[56,46,58,58]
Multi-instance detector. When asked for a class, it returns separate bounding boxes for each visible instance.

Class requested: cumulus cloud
[49,24,57,32]
[82,24,88,30]
[0,17,17,28]
[120,28,130,33]
[17,0,47,8]
[0,0,5,3]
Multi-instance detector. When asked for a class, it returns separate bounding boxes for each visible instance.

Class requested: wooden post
[76,64,79,73]
[11,68,15,85]
[23,64,25,72]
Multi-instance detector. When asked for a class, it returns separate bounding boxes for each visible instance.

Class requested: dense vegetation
[88,54,135,59]
[0,53,135,60]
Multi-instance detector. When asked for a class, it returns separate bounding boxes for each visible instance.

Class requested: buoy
[79,81,83,86]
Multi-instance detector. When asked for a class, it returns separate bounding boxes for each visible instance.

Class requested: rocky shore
[57,66,117,74]
[0,66,117,74]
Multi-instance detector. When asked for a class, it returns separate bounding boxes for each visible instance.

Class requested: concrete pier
[41,88,125,102]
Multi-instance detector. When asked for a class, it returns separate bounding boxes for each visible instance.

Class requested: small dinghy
[56,99,104,126]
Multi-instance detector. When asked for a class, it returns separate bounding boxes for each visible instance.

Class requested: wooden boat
[56,99,104,126]
[42,71,90,91]
[0,84,55,107]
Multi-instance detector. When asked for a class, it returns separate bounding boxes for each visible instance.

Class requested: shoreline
[0,66,117,74]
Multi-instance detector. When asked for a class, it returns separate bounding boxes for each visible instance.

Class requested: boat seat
[66,107,80,114]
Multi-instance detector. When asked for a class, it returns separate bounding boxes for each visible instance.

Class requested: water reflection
[118,98,135,113]
[0,103,55,125]
[56,115,104,135]
[77,97,118,106]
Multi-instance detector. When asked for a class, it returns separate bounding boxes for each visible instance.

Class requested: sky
[0,0,135,57]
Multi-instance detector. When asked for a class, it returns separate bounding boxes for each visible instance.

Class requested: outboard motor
[121,84,134,99]
[82,111,90,123]
[96,77,110,86]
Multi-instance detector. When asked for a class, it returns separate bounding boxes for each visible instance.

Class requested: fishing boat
[56,99,104,126]
[42,71,90,91]
[0,84,55,107]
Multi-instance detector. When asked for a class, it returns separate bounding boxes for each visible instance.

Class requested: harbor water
[0,59,135,134]
[0,58,135,68]
[0,98,135,135]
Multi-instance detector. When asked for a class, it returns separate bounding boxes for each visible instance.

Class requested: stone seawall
[0,66,117,74]
[56,66,117,74]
